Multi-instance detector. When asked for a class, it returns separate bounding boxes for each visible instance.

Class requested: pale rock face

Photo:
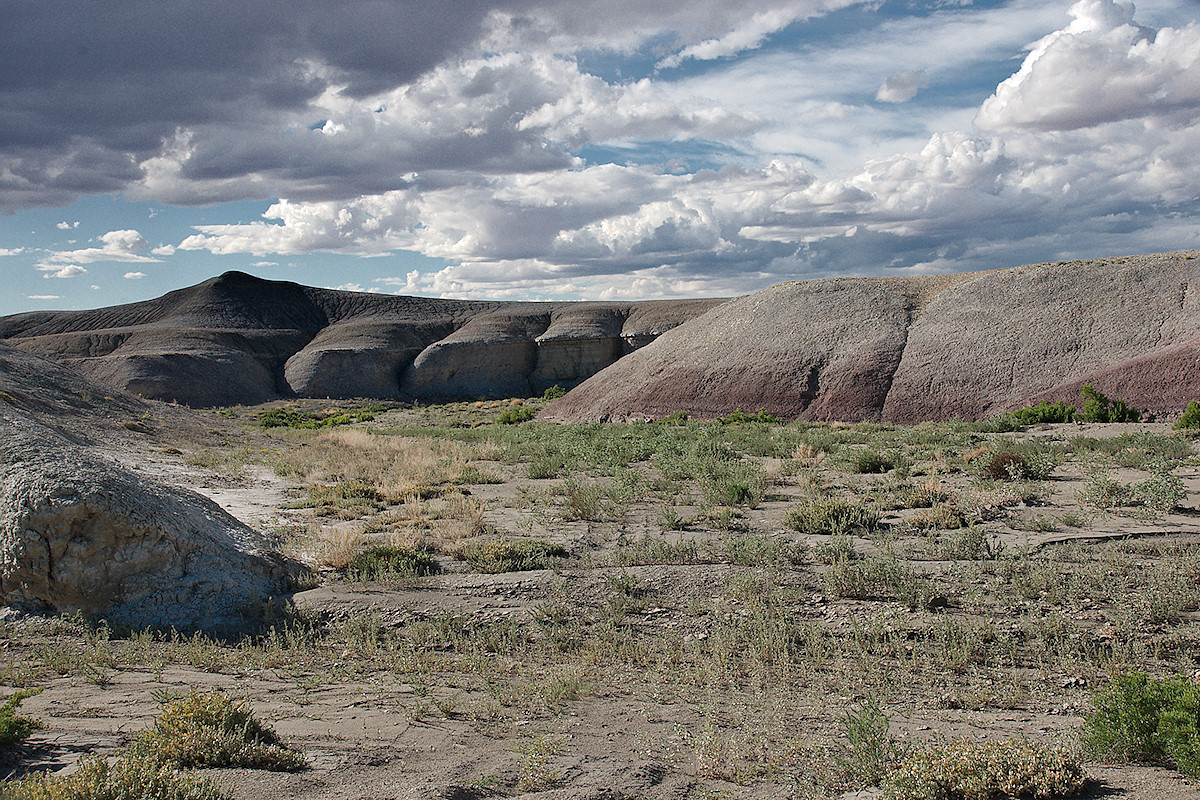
[0,414,297,634]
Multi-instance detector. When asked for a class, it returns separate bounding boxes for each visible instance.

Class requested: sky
[1,0,1199,315]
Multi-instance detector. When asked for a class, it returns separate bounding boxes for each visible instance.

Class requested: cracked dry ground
[6,400,1200,799]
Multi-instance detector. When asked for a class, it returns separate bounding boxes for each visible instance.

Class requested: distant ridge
[0,272,724,406]
[543,251,1200,423]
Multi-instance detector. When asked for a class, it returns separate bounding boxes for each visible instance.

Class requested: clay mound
[0,272,723,406]
[544,251,1200,423]
[0,343,300,633]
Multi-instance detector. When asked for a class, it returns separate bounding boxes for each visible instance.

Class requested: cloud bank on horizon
[1,0,1198,311]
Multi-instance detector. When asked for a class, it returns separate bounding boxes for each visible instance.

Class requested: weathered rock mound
[0,272,723,406]
[544,252,1200,423]
[0,343,298,633]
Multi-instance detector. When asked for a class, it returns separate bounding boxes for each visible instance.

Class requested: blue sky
[2,0,1199,315]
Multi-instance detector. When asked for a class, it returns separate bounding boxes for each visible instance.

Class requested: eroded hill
[0,271,723,406]
[545,251,1200,423]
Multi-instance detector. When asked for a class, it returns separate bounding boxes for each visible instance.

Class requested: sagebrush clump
[134,690,306,771]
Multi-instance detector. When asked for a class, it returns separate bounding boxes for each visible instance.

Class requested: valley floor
[6,400,1200,799]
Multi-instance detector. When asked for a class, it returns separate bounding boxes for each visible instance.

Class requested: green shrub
[660,411,689,425]
[851,450,894,474]
[259,404,385,429]
[1,751,223,800]
[1079,383,1140,423]
[1002,400,1077,426]
[718,408,781,425]
[835,700,903,788]
[346,545,440,580]
[134,690,305,771]
[0,688,42,747]
[1176,400,1200,430]
[885,739,1086,800]
[459,538,568,573]
[786,497,880,536]
[497,405,538,425]
[1083,671,1200,777]
[541,385,567,400]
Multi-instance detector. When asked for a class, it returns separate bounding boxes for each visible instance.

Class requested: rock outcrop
[544,252,1200,423]
[0,343,299,633]
[0,272,724,406]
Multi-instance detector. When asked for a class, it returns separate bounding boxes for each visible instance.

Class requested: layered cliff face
[0,272,724,406]
[544,252,1200,423]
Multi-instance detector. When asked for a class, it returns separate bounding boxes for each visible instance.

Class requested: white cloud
[876,71,928,103]
[38,265,87,278]
[150,244,175,256]
[976,0,1200,132]
[55,221,79,229]
[0,248,23,256]
[657,5,820,69]
[123,271,147,279]
[38,229,161,273]
[26,294,61,300]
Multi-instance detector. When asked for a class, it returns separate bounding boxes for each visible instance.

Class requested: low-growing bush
[346,545,440,580]
[718,408,781,425]
[851,450,894,474]
[134,690,306,771]
[786,497,880,536]
[497,405,538,425]
[1176,400,1200,431]
[541,385,567,400]
[0,688,42,747]
[1002,399,1077,426]
[259,404,385,429]
[1083,671,1200,777]
[459,537,568,573]
[2,751,223,800]
[885,739,1087,800]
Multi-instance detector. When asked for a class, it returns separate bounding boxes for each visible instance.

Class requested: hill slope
[544,252,1200,423]
[0,272,723,406]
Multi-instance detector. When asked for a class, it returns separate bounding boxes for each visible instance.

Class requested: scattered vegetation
[8,397,1200,797]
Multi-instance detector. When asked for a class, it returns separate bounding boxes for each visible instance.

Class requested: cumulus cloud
[39,229,159,267]
[876,71,928,103]
[123,271,146,279]
[55,221,79,229]
[0,248,23,257]
[976,0,1200,131]
[26,295,61,300]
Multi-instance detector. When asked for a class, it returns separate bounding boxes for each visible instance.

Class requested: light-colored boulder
[0,415,297,633]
